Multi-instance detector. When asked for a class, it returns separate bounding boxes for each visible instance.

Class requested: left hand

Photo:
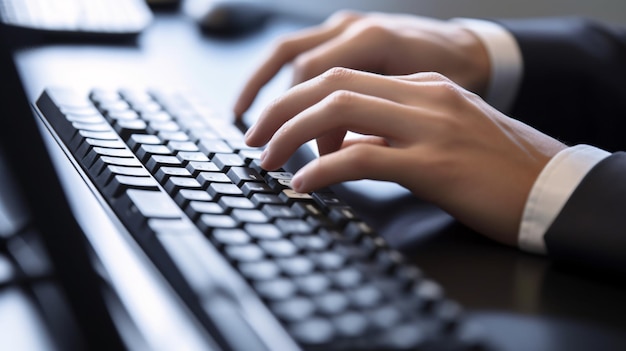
[245,68,567,246]
[234,11,490,117]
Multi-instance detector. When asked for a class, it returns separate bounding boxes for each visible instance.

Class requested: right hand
[245,69,567,246]
[234,11,491,117]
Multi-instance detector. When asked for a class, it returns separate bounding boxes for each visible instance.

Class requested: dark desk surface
[7,8,626,351]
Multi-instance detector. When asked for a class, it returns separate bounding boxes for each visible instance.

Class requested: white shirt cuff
[453,18,523,113]
[518,145,611,254]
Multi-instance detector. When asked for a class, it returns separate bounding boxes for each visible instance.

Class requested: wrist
[456,26,491,96]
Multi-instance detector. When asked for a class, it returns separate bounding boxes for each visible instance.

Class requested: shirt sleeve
[518,145,611,254]
[452,18,523,113]
[453,19,613,255]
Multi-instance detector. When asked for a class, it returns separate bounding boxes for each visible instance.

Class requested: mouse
[185,0,274,36]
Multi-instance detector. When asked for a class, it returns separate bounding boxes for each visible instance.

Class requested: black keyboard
[35,87,484,351]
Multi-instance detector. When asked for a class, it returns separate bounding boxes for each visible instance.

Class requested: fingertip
[233,95,250,118]
[291,172,306,193]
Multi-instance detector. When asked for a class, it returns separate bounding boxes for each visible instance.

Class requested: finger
[291,143,401,193]
[289,27,382,85]
[341,135,389,149]
[260,91,423,170]
[233,12,362,118]
[246,68,424,147]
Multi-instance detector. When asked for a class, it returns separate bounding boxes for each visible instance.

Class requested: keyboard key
[197,172,231,187]
[197,214,238,232]
[164,176,203,194]
[167,141,199,153]
[350,285,384,309]
[158,131,190,142]
[198,139,232,155]
[238,149,263,164]
[332,269,363,289]
[218,196,255,210]
[107,110,140,123]
[239,261,281,281]
[275,219,312,235]
[250,193,283,206]
[212,153,245,170]
[208,183,242,197]
[76,138,126,158]
[186,201,224,220]
[292,234,332,252]
[146,155,182,172]
[174,189,213,207]
[227,167,263,185]
[295,274,331,295]
[312,252,346,271]
[333,312,369,337]
[244,224,283,240]
[127,134,161,151]
[290,318,335,345]
[255,279,297,301]
[148,120,180,133]
[212,229,250,246]
[225,245,265,262]
[272,297,316,322]
[241,182,274,197]
[91,155,142,175]
[262,205,298,219]
[276,257,315,276]
[154,166,193,183]
[137,144,172,162]
[123,189,180,219]
[114,119,148,139]
[177,151,210,164]
[369,305,402,329]
[72,121,112,133]
[413,280,444,312]
[141,111,171,122]
[232,209,268,224]
[381,324,426,350]
[315,292,349,316]
[104,175,159,196]
[97,165,151,187]
[280,189,313,203]
[83,146,135,168]
[259,240,298,257]
[186,161,219,176]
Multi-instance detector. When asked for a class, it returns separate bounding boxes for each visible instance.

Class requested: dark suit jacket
[497,18,626,273]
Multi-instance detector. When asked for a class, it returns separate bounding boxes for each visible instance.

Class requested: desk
[8,9,626,351]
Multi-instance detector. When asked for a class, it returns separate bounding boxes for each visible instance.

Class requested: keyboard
[35,87,484,351]
[0,0,152,38]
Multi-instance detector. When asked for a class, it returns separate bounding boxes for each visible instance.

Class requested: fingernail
[259,148,268,162]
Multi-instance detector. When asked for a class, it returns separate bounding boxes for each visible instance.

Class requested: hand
[245,68,567,245]
[234,11,490,117]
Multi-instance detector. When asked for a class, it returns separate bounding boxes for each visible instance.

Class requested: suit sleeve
[497,17,626,152]
[543,153,626,273]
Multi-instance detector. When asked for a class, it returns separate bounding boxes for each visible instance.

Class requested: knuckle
[432,78,464,102]
[320,67,355,84]
[349,20,390,40]
[412,71,450,82]
[324,90,357,112]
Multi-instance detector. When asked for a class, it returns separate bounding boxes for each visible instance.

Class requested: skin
[234,12,567,246]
